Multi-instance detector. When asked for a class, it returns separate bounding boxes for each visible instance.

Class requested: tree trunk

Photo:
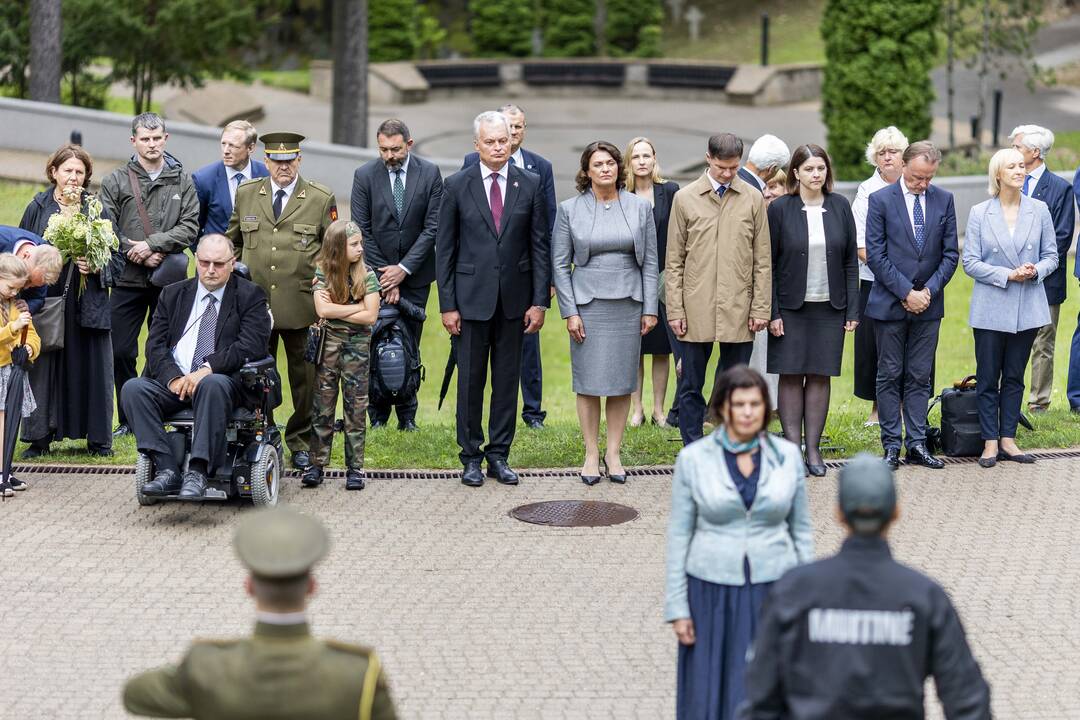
[976,0,991,147]
[594,0,607,57]
[29,0,62,103]
[331,0,368,147]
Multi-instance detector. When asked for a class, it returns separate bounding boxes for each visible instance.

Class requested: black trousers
[853,281,879,401]
[520,331,545,423]
[875,318,939,451]
[677,340,753,445]
[368,283,429,426]
[121,374,240,474]
[974,327,1037,440]
[111,285,161,426]
[456,300,524,465]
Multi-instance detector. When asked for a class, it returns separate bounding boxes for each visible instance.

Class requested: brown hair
[575,141,626,194]
[903,140,941,165]
[316,220,369,303]
[706,365,772,430]
[786,143,834,195]
[45,144,94,187]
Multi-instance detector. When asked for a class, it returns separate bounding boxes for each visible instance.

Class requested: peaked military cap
[233,505,329,578]
[261,131,305,161]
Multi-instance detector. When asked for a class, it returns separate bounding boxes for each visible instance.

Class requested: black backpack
[932,376,982,457]
[370,303,424,405]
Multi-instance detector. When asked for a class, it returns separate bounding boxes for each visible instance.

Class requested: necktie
[913,194,925,253]
[489,173,503,234]
[190,295,218,373]
[230,173,244,204]
[273,189,285,220]
[393,170,405,218]
[1022,175,1031,196]
[509,156,516,166]
[716,185,727,199]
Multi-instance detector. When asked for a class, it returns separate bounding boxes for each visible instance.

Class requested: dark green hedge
[468,0,535,57]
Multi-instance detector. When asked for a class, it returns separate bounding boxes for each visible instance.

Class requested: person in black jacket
[19,144,123,459]
[767,145,859,477]
[121,234,271,501]
[351,118,443,431]
[739,454,992,720]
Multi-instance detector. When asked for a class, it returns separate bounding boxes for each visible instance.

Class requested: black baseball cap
[838,453,897,534]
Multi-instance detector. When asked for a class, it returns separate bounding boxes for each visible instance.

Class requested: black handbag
[303,321,326,364]
[35,264,76,353]
[935,376,983,457]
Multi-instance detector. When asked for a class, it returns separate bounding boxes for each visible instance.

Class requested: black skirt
[767,301,845,376]
[641,302,672,355]
[853,280,878,400]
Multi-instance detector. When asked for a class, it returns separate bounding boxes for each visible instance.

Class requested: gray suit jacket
[963,194,1057,333]
[551,189,659,318]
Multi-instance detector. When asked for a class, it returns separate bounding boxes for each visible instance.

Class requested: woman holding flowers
[18,144,121,458]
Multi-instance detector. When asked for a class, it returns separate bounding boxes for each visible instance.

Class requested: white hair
[747,135,791,172]
[865,126,910,166]
[1009,124,1054,158]
[473,111,510,140]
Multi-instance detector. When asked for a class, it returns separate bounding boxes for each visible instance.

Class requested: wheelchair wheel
[250,445,280,507]
[135,453,157,506]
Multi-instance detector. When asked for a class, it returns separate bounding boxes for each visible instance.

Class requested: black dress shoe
[142,468,181,496]
[487,459,519,485]
[906,444,945,469]
[883,448,901,470]
[398,420,419,432]
[87,444,114,457]
[20,444,48,459]
[345,468,366,490]
[602,456,626,484]
[806,463,827,477]
[997,450,1035,464]
[291,451,312,470]
[524,418,544,430]
[978,456,997,468]
[370,419,387,429]
[301,465,324,487]
[112,424,131,438]
[666,409,679,427]
[461,461,484,487]
[177,470,208,500]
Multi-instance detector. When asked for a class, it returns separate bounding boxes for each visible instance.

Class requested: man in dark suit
[352,118,443,431]
[438,111,550,487]
[865,141,959,470]
[737,133,790,194]
[462,104,556,429]
[192,120,270,238]
[1008,125,1076,412]
[121,234,271,500]
[0,226,61,314]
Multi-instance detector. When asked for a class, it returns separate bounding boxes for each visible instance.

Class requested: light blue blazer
[963,195,1057,333]
[664,431,814,622]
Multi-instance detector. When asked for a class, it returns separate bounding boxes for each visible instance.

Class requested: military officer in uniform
[123,505,398,719]
[226,132,337,470]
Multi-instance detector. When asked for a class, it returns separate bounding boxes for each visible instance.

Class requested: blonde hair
[987,147,1025,197]
[316,220,368,303]
[865,126,910,166]
[0,253,29,285]
[623,136,665,191]
[223,120,258,146]
[28,245,62,285]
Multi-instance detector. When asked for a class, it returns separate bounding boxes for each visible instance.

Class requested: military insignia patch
[244,216,257,221]
[297,189,306,199]
[329,205,338,222]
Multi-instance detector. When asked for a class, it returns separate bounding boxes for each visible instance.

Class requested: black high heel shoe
[580,472,601,486]
[602,455,626,484]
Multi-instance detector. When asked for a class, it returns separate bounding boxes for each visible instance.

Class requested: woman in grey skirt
[552,141,659,485]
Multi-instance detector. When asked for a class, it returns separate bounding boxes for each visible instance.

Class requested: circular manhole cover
[510,500,639,527]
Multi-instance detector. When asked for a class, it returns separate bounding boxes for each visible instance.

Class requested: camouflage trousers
[310,326,371,469]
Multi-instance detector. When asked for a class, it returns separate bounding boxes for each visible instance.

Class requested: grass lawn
[3,180,1080,470]
[251,69,312,95]
[661,0,825,64]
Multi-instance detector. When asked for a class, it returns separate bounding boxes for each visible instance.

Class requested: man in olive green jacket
[123,506,397,720]
[225,132,337,469]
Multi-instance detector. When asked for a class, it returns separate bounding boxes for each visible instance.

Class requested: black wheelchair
[134,356,285,507]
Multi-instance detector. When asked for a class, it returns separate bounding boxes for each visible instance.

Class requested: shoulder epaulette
[323,639,374,657]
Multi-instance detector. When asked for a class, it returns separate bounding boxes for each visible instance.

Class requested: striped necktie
[190,295,218,372]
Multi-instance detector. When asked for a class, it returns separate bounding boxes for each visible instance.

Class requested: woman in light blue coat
[963,147,1058,468]
[664,366,814,720]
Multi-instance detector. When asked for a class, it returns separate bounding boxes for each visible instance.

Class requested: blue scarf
[716,426,760,454]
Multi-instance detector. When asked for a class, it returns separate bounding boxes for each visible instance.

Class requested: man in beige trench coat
[665,132,772,445]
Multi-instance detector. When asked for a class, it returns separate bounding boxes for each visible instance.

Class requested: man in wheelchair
[122,234,273,501]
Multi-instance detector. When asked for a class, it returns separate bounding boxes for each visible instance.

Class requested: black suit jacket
[651,181,680,271]
[351,154,443,288]
[0,224,47,315]
[144,274,271,387]
[768,192,859,321]
[1029,169,1076,305]
[436,164,551,321]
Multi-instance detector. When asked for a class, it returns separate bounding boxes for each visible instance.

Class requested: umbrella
[1,328,31,499]
[437,337,457,411]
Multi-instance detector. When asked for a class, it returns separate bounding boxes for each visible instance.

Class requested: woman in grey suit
[963,147,1057,468]
[552,141,659,484]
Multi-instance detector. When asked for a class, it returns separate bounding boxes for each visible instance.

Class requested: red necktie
[489,173,503,233]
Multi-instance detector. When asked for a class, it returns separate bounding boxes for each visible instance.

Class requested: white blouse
[803,205,830,302]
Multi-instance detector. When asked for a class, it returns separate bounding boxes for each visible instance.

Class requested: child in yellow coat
[0,254,40,497]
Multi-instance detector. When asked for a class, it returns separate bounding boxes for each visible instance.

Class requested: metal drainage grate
[510,500,639,527]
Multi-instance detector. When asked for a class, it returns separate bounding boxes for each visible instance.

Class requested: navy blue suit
[192,160,269,238]
[462,148,556,425]
[0,225,47,314]
[737,167,764,193]
[865,182,959,451]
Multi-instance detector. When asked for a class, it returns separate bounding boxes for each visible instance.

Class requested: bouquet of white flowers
[43,192,119,292]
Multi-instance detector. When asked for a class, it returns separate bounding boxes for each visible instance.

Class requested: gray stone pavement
[0,458,1077,718]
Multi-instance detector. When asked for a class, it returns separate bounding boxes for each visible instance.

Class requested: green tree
[0,2,30,97]
[541,0,595,57]
[468,0,534,57]
[821,0,940,180]
[605,0,662,57]
[369,0,419,62]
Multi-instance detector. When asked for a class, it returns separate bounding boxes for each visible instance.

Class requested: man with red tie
[435,111,551,487]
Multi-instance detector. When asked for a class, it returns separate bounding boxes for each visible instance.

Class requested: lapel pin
[513,181,519,188]
[259,186,267,195]
[297,189,306,199]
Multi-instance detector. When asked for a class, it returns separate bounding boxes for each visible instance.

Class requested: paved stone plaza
[1,458,1077,719]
